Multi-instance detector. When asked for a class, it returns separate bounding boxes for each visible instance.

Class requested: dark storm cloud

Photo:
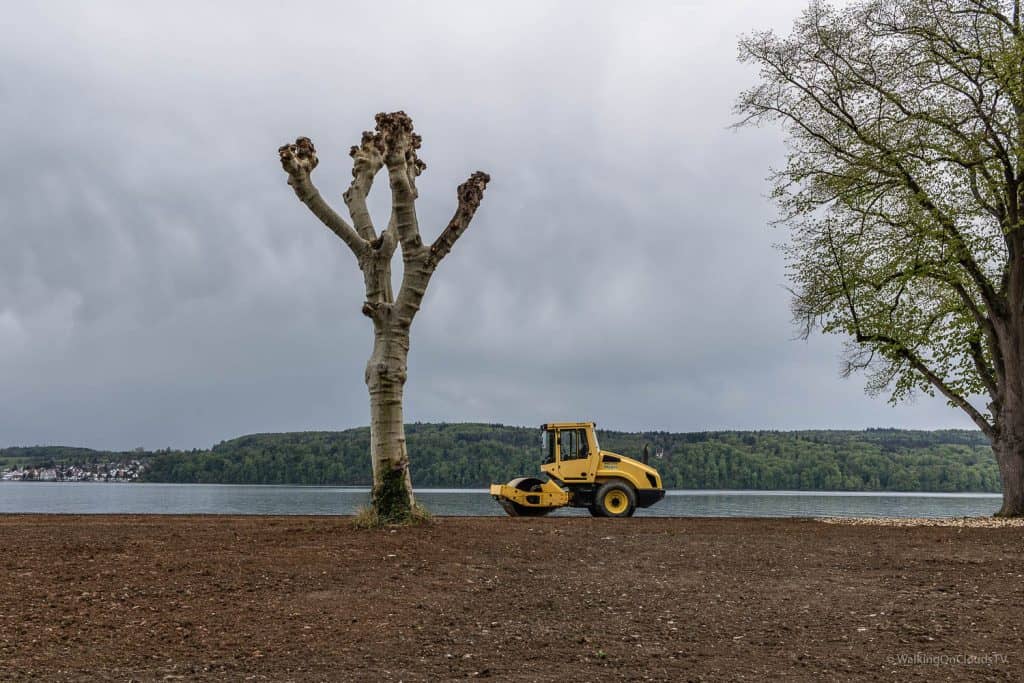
[0,1,974,449]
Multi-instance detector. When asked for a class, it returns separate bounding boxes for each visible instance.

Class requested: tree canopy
[737,0,1021,432]
[736,0,1024,515]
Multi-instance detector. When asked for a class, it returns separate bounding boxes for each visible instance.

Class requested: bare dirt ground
[0,515,1021,682]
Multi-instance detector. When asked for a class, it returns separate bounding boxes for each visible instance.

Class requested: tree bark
[993,431,1024,517]
[366,322,415,520]
[993,348,1024,517]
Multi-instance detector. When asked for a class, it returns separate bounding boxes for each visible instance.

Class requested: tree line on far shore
[3,423,998,492]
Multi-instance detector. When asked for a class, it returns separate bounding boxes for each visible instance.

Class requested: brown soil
[0,516,1020,682]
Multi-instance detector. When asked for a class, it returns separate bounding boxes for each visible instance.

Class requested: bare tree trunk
[278,113,489,523]
[366,323,415,520]
[994,436,1024,517]
[994,367,1024,517]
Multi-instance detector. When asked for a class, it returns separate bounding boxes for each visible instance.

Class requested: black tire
[500,477,554,517]
[587,504,603,517]
[594,481,636,518]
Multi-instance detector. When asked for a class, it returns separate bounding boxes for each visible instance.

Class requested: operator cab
[540,422,599,482]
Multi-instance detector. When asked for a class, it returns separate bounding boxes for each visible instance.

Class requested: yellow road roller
[490,422,665,517]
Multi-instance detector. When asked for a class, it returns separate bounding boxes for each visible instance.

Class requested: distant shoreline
[2,424,998,493]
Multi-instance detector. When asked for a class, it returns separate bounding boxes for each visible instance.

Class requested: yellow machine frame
[490,422,665,517]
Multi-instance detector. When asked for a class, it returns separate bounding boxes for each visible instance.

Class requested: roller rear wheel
[594,481,636,518]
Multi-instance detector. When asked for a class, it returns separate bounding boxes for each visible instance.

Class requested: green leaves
[736,0,1024,435]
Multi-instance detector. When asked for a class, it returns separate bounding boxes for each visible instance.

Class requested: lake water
[0,483,1003,517]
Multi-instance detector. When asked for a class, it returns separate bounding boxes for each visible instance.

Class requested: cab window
[559,430,576,460]
[543,430,555,464]
[578,429,590,458]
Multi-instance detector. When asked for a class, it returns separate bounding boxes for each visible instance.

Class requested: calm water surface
[0,483,1002,517]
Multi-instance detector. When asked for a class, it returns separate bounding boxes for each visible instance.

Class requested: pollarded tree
[736,0,1024,515]
[278,112,489,522]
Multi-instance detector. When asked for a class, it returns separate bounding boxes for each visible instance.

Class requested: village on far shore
[1,460,146,482]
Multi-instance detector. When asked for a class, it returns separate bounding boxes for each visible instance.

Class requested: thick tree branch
[428,172,491,267]
[278,137,368,258]
[900,168,1004,310]
[341,129,399,308]
[832,229,993,434]
[393,173,491,327]
[376,111,426,253]
[343,130,385,241]
[825,225,995,436]
[968,337,1001,402]
[859,329,995,437]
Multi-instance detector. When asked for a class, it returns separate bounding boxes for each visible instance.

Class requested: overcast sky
[0,1,977,450]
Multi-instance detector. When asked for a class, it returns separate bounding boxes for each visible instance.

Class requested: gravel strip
[818,516,1024,527]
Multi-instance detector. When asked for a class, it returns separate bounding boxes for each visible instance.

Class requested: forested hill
[4,421,995,491]
[5,423,997,492]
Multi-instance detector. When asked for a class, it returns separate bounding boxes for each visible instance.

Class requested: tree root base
[367,466,415,522]
[350,503,433,529]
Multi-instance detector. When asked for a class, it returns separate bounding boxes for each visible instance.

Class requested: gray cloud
[0,0,975,449]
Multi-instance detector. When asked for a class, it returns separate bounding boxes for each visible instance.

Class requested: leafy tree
[736,0,1024,515]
